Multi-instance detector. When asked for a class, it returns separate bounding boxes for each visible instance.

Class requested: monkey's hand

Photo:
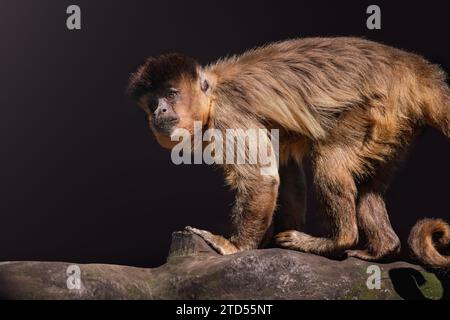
[185,226,240,255]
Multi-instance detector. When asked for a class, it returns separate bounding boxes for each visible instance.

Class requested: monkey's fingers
[185,226,210,238]
[275,230,306,250]
[185,226,240,255]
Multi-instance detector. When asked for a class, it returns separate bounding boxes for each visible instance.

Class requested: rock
[0,231,448,299]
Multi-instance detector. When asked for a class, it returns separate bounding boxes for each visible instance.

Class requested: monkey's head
[128,53,213,149]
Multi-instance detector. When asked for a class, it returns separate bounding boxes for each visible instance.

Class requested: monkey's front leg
[186,169,279,255]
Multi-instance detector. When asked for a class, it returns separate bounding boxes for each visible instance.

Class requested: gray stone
[0,231,447,299]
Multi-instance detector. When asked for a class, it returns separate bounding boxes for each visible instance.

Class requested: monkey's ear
[200,78,210,93]
[199,71,213,96]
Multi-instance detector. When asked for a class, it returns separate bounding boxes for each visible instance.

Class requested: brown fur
[408,219,450,268]
[129,37,450,268]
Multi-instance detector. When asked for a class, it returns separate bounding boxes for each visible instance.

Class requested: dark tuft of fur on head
[128,53,199,100]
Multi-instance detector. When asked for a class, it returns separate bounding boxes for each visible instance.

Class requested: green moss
[340,268,398,300]
[345,268,444,300]
[341,280,389,300]
[417,271,443,300]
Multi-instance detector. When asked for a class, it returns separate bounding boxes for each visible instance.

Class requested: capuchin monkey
[128,37,450,269]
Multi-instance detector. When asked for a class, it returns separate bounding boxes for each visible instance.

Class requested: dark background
[0,0,449,267]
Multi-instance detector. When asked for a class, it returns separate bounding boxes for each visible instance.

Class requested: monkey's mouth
[153,119,179,135]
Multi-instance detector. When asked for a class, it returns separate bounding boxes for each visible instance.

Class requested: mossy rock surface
[0,231,448,299]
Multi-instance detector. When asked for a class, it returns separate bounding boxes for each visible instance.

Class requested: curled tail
[408,218,450,269]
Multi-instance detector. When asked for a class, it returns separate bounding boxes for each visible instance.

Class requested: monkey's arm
[186,165,280,255]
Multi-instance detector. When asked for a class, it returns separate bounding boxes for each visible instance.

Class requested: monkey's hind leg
[346,168,401,261]
[275,151,359,257]
[345,188,400,261]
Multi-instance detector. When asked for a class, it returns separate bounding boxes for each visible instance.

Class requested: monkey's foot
[346,247,400,262]
[275,230,338,256]
[185,226,240,255]
[275,230,317,252]
[345,249,380,261]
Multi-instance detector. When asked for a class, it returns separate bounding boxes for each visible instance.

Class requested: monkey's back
[209,37,446,143]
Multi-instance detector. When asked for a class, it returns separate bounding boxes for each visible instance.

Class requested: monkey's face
[129,54,211,149]
[138,78,210,149]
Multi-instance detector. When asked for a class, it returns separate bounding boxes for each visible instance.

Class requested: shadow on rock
[389,267,449,300]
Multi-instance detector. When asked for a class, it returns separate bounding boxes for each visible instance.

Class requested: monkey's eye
[167,89,179,99]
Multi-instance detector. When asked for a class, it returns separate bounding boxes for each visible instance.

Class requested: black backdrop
[0,0,449,267]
